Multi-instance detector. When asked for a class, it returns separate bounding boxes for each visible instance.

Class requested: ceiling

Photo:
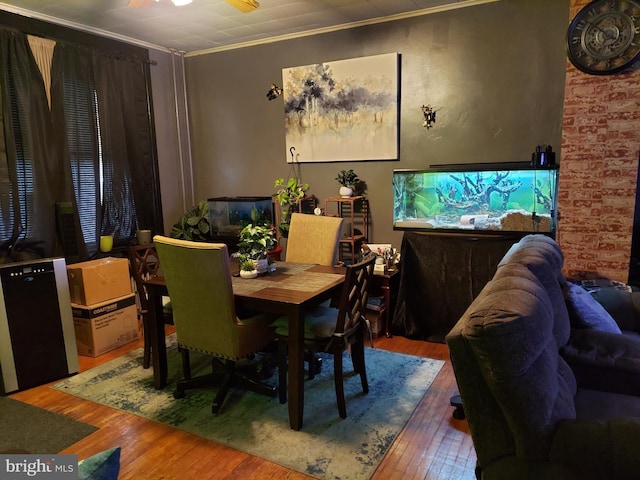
[0,0,491,55]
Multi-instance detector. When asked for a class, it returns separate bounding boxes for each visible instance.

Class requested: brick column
[559,0,640,281]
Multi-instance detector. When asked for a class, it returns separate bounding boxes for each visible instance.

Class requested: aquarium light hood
[428,161,546,171]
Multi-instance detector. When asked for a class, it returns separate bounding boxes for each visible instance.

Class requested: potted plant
[169,201,210,241]
[239,258,258,279]
[237,223,276,273]
[335,169,359,197]
[273,177,309,237]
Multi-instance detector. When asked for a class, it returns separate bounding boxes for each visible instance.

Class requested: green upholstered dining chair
[153,235,277,414]
[274,252,377,419]
[285,213,344,266]
[127,243,173,369]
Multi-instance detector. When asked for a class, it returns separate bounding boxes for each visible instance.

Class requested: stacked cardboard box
[67,257,140,357]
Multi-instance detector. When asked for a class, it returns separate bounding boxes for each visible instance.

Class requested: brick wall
[559,0,640,282]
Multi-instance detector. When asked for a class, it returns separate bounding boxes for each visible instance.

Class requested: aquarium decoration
[393,164,558,235]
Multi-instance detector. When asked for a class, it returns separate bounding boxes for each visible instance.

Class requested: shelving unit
[323,195,368,263]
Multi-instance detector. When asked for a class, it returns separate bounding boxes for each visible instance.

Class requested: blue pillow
[565,282,622,334]
[78,447,121,480]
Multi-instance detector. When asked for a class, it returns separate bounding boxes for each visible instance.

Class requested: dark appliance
[0,257,79,393]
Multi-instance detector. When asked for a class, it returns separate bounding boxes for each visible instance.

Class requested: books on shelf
[366,295,385,312]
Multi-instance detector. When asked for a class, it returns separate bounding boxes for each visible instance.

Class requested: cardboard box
[72,293,141,357]
[365,309,384,339]
[67,257,132,305]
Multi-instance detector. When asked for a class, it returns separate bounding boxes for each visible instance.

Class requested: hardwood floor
[10,332,477,480]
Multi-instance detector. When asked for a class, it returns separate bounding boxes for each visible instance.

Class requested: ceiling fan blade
[225,0,260,13]
[128,0,155,7]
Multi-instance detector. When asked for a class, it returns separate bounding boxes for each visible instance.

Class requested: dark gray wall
[182,0,569,247]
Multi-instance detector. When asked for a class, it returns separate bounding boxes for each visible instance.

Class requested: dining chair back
[153,235,277,413]
[285,213,344,266]
[127,243,172,369]
[275,252,377,419]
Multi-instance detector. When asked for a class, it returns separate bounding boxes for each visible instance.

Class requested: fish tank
[207,196,274,238]
[392,164,559,236]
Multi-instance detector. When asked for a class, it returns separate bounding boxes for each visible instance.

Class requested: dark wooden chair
[275,252,376,418]
[127,243,173,369]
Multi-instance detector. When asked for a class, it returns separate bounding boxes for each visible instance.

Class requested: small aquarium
[392,164,558,235]
[207,196,274,237]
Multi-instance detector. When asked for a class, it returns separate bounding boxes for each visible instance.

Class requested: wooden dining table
[144,261,345,431]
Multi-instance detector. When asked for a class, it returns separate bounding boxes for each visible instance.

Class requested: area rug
[0,396,98,453]
[53,335,443,480]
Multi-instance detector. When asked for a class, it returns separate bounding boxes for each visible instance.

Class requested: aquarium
[392,165,558,235]
[207,196,274,237]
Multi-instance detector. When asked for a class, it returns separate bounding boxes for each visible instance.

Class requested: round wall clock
[567,0,640,75]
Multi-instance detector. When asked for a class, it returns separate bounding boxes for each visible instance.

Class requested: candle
[99,235,113,253]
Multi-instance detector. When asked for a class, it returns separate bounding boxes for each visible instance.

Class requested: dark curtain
[50,43,98,260]
[49,43,159,258]
[391,232,519,343]
[0,29,70,258]
[0,23,161,262]
[93,52,158,239]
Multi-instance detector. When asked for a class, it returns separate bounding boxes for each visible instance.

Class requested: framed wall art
[282,52,399,163]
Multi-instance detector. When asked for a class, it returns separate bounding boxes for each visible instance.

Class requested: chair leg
[334,351,347,419]
[212,369,234,414]
[180,348,192,380]
[141,313,151,369]
[278,337,288,404]
[351,340,369,394]
[305,349,322,379]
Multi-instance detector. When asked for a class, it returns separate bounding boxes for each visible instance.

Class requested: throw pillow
[564,282,622,334]
[78,446,121,480]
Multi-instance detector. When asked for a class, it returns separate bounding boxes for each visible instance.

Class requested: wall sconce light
[422,104,436,129]
[267,84,283,101]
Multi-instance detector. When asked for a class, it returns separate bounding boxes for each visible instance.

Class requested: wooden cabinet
[323,195,368,263]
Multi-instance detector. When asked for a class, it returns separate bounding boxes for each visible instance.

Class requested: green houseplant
[273,177,309,237]
[335,169,359,187]
[335,169,359,198]
[169,201,210,241]
[239,258,258,279]
[237,224,276,261]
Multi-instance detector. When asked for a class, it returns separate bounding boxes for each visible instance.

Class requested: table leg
[148,286,168,389]
[287,308,305,430]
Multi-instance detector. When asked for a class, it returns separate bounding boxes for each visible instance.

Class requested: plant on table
[240,258,258,272]
[237,224,277,261]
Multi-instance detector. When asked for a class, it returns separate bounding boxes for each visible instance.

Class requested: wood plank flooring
[9,332,477,480]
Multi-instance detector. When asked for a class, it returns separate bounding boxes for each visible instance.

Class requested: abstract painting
[282,52,399,163]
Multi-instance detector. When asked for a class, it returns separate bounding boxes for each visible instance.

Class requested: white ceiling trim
[0,0,499,57]
[186,0,499,57]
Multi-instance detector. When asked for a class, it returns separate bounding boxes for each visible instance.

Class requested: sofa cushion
[498,234,564,271]
[463,277,577,460]
[588,287,640,333]
[499,250,571,347]
[561,329,640,396]
[564,282,622,334]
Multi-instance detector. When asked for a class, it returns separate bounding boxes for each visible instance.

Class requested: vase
[254,258,269,274]
[339,186,353,198]
[267,245,283,261]
[240,269,258,279]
